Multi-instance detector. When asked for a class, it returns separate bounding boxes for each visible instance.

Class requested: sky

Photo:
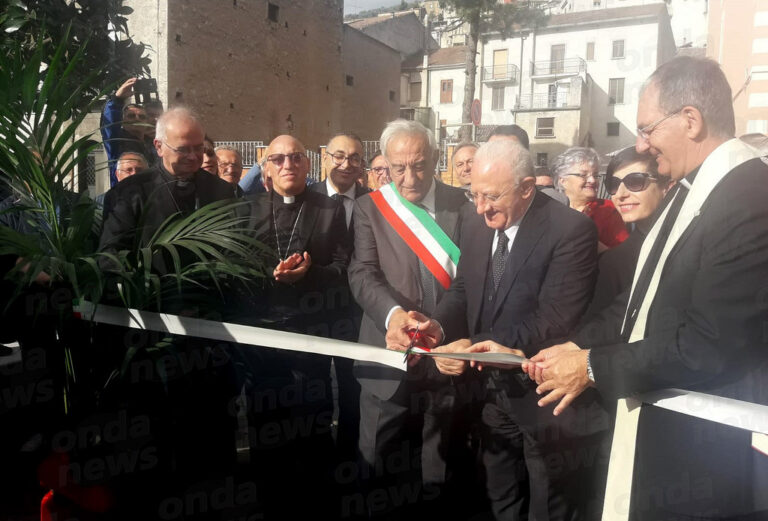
[344,0,402,16]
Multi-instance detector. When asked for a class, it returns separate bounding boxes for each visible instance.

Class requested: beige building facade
[708,0,768,136]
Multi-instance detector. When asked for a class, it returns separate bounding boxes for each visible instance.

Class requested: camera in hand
[133,78,159,105]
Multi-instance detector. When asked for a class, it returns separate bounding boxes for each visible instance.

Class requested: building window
[492,87,505,110]
[536,117,555,138]
[440,79,453,103]
[346,75,354,86]
[593,0,601,5]
[607,122,620,136]
[747,120,768,133]
[755,11,768,27]
[609,78,625,104]
[754,39,768,53]
[536,153,548,167]
[749,92,768,108]
[267,3,279,23]
[612,40,625,59]
[586,42,595,61]
[409,81,422,102]
[389,90,396,102]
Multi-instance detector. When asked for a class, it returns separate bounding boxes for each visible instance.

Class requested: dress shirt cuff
[385,306,403,330]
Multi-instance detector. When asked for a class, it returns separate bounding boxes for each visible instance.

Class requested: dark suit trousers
[357,361,458,519]
[482,376,610,521]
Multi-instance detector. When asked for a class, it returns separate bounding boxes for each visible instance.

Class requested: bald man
[99,107,238,265]
[239,134,351,518]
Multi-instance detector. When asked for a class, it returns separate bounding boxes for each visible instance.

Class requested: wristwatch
[586,349,595,383]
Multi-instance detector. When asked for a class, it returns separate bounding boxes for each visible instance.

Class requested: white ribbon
[73,301,408,371]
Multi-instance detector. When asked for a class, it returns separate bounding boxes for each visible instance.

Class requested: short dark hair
[488,125,530,150]
[369,149,383,163]
[646,56,735,138]
[328,132,363,149]
[605,146,669,190]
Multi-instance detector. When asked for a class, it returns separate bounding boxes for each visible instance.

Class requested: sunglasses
[267,152,306,165]
[606,172,658,195]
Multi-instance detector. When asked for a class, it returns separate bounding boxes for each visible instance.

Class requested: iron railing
[530,57,586,77]
[515,92,579,110]
[481,64,520,83]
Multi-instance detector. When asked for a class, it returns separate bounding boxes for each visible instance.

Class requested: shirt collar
[503,189,535,234]
[325,177,357,199]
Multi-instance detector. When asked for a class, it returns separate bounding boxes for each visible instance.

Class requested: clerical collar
[283,195,295,204]
[414,178,437,214]
[679,166,700,191]
[325,177,356,200]
[159,163,196,186]
[272,190,305,205]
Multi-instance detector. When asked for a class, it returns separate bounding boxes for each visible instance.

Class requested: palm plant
[0,29,270,413]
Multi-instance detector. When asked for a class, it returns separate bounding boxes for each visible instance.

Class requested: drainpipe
[516,33,526,122]
[529,27,536,101]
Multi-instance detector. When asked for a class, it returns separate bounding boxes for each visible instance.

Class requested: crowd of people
[2,55,768,521]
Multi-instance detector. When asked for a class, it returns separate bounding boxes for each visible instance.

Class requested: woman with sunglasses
[583,146,672,319]
[552,147,629,252]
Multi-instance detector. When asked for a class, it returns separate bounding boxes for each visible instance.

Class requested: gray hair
[643,56,735,138]
[550,147,600,191]
[117,151,148,167]
[155,107,202,142]
[474,140,534,186]
[452,142,478,163]
[214,144,243,161]
[379,119,438,160]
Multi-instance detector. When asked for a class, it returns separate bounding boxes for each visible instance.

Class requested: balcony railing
[482,64,520,83]
[530,57,586,77]
[514,92,579,110]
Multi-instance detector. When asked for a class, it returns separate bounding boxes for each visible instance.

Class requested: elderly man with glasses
[348,119,472,518]
[523,55,768,521]
[99,107,237,264]
[400,139,608,520]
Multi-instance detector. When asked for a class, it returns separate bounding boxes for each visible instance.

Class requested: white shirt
[325,178,357,229]
[491,193,535,256]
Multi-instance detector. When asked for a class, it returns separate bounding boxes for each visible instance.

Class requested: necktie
[621,184,689,340]
[492,231,509,291]
[331,193,342,202]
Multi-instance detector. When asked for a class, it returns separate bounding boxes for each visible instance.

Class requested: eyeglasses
[454,159,473,170]
[124,112,148,121]
[561,172,598,181]
[163,141,205,155]
[370,166,390,175]
[218,162,242,171]
[637,110,681,140]
[606,172,659,195]
[267,152,306,165]
[465,186,513,205]
[327,151,363,167]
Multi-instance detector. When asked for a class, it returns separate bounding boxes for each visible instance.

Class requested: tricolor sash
[370,183,460,289]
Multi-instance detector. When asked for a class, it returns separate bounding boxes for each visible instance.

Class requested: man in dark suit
[530,56,768,520]
[242,134,350,519]
[309,132,370,470]
[99,107,238,266]
[348,119,470,518]
[409,140,608,520]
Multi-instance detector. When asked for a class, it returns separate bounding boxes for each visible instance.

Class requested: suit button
[488,295,493,302]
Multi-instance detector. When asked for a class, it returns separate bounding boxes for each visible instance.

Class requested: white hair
[379,119,437,160]
[474,139,534,185]
[155,106,202,142]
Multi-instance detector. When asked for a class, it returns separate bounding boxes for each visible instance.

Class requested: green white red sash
[370,183,460,289]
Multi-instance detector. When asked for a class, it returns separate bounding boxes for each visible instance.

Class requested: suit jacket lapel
[493,193,546,317]
[470,224,494,332]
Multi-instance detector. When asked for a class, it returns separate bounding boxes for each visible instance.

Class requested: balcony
[400,106,435,130]
[514,92,580,111]
[530,58,586,79]
[482,64,520,84]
